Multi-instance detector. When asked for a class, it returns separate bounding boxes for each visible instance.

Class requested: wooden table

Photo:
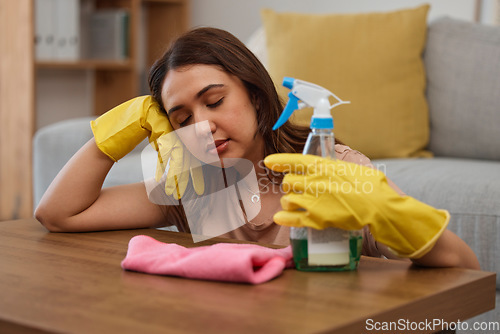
[0,219,495,334]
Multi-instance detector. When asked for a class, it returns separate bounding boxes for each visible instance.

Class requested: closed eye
[179,115,191,127]
[207,97,224,109]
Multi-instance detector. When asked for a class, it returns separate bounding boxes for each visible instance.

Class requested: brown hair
[148,27,311,157]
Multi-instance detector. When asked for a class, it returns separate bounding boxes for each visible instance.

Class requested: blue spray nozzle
[272,92,299,130]
[273,77,349,131]
[282,77,295,89]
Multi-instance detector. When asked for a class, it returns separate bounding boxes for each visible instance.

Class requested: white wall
[190,0,479,43]
[36,69,93,129]
[480,0,500,24]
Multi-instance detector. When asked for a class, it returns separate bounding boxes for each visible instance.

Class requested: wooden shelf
[35,0,190,115]
[143,0,185,3]
[36,59,133,70]
[0,0,190,221]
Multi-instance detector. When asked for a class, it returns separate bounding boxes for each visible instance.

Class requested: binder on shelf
[35,0,56,60]
[88,9,130,60]
[53,0,80,60]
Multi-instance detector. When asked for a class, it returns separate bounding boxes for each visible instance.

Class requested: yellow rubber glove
[264,153,450,259]
[155,132,205,199]
[91,96,169,161]
[91,96,204,198]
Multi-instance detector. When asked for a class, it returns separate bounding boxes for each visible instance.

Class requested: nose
[194,120,212,139]
[193,112,216,137]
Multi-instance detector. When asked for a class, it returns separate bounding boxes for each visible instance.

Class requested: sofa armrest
[33,117,150,209]
[33,117,95,208]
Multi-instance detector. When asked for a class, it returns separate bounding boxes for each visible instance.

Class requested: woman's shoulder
[334,144,374,168]
[335,144,406,196]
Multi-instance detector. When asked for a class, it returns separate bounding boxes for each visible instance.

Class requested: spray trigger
[273,92,299,130]
[272,77,350,131]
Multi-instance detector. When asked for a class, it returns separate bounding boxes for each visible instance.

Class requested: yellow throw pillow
[262,5,432,159]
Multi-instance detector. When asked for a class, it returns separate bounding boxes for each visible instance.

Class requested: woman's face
[161,64,265,167]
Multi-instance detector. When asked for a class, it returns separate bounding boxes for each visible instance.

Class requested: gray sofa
[34,16,498,325]
[247,16,500,325]
[33,118,149,206]
[374,17,500,325]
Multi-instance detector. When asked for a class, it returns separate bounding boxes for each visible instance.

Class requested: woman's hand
[91,95,204,199]
[264,153,450,259]
[35,96,203,232]
[91,95,172,162]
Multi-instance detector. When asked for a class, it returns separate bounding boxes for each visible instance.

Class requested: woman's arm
[35,139,165,232]
[339,146,480,270]
[377,230,480,270]
[410,229,480,269]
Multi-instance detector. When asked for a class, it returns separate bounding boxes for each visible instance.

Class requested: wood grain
[0,0,35,220]
[0,0,190,220]
[0,218,495,334]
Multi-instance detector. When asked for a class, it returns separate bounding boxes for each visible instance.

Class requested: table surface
[0,218,496,334]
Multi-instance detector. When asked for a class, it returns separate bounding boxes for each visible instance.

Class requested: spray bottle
[273,77,362,271]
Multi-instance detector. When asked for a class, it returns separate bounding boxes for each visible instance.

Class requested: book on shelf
[35,0,80,61]
[34,0,55,60]
[35,1,129,62]
[87,9,130,61]
[53,0,80,60]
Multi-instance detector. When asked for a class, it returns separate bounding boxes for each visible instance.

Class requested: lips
[214,139,228,147]
[207,139,230,155]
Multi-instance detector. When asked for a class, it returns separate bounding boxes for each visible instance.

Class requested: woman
[35,27,479,269]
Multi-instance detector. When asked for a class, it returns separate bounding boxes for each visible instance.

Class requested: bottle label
[307,227,350,265]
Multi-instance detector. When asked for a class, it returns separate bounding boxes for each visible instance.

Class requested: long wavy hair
[148,27,311,158]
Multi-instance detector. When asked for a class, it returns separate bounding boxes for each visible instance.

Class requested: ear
[250,91,260,111]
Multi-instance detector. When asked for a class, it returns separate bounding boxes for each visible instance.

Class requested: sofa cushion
[374,157,500,288]
[103,151,148,188]
[425,17,500,160]
[33,117,150,207]
[33,117,95,207]
[261,5,431,159]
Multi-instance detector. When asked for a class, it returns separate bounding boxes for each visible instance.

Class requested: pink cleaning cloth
[121,235,294,284]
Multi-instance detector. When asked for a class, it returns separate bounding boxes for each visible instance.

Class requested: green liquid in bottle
[290,233,362,272]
